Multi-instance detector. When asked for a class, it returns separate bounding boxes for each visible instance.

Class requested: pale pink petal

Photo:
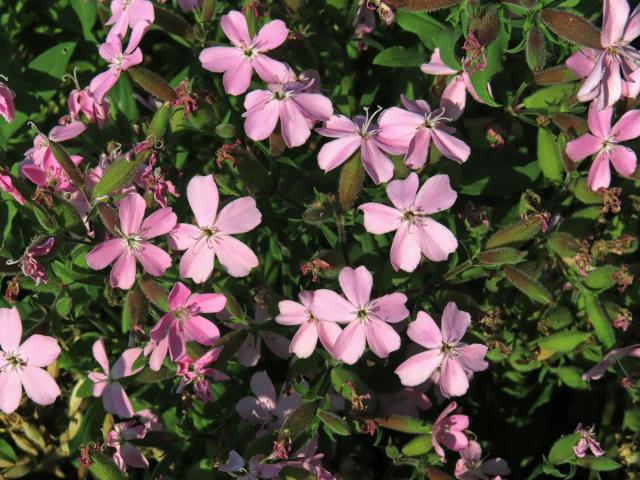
[612,109,640,140]
[317,322,342,354]
[111,347,143,379]
[601,0,629,47]
[291,93,333,122]
[219,451,245,472]
[185,316,220,345]
[49,121,86,142]
[89,69,120,104]
[358,203,402,234]
[415,174,457,214]
[92,338,110,374]
[566,50,597,78]
[179,240,215,284]
[89,372,108,396]
[387,172,419,210]
[0,371,22,414]
[244,89,273,112]
[168,282,191,310]
[416,218,458,262]
[189,293,227,313]
[168,324,185,361]
[565,134,603,162]
[187,174,218,228]
[118,193,146,235]
[253,19,288,51]
[276,300,308,326]
[222,58,253,95]
[588,101,613,138]
[441,302,471,344]
[244,98,280,141]
[317,135,360,172]
[600,56,622,109]
[261,331,291,359]
[577,53,605,103]
[148,337,168,371]
[310,289,355,323]
[19,366,60,406]
[121,442,149,468]
[395,349,444,387]
[404,128,431,169]
[215,197,261,235]
[252,54,291,83]
[250,371,277,410]
[236,396,270,423]
[214,235,259,277]
[289,322,318,358]
[365,319,401,358]
[85,239,126,270]
[199,46,243,72]
[377,107,422,149]
[610,145,637,176]
[588,152,612,190]
[0,307,22,352]
[439,356,469,397]
[167,223,200,251]
[431,129,470,163]
[457,344,489,372]
[18,335,60,368]
[136,243,172,277]
[420,49,458,75]
[110,252,137,290]
[333,321,366,364]
[279,100,311,147]
[361,139,394,184]
[139,207,177,239]
[390,222,422,273]
[624,4,640,42]
[441,75,467,121]
[220,10,251,47]
[316,114,357,138]
[128,0,154,27]
[408,311,443,349]
[339,266,372,308]
[237,335,260,366]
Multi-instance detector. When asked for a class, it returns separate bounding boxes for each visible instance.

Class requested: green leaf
[538,331,589,353]
[92,151,150,199]
[546,306,574,330]
[28,42,77,80]
[70,0,97,42]
[70,400,105,453]
[394,10,445,49]
[526,25,546,71]
[122,285,148,333]
[50,140,85,188]
[556,366,588,389]
[477,247,528,266]
[128,66,176,102]
[486,216,546,249]
[134,366,174,383]
[138,276,169,311]
[435,28,462,70]
[89,452,127,480]
[540,8,601,49]
[338,152,365,212]
[318,411,351,436]
[584,296,615,349]
[468,28,509,107]
[0,438,17,463]
[51,196,87,236]
[401,434,433,456]
[148,103,172,139]
[576,456,621,471]
[547,232,581,258]
[109,75,139,122]
[212,328,249,366]
[279,401,319,441]
[373,46,425,67]
[548,432,581,464]
[502,265,553,305]
[375,416,431,434]
[523,84,576,110]
[537,128,564,182]
[583,266,617,291]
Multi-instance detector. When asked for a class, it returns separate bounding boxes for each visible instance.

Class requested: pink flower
[0,307,61,414]
[10,237,55,286]
[573,424,605,458]
[149,282,226,369]
[582,343,640,381]
[275,290,342,358]
[571,0,640,109]
[176,348,229,403]
[235,371,301,428]
[136,155,178,208]
[421,48,492,121]
[22,150,84,193]
[316,109,406,184]
[220,305,291,367]
[68,87,110,129]
[454,441,510,480]
[218,450,283,479]
[85,192,177,290]
[88,338,143,418]
[359,172,458,272]
[283,438,337,480]
[0,172,24,205]
[168,174,261,282]
[23,121,86,167]
[0,81,16,123]
[395,303,488,397]
[378,95,470,168]
[243,79,333,148]
[432,402,469,462]
[199,10,290,95]
[312,266,409,364]
[90,22,148,103]
[107,420,149,471]
[106,0,154,42]
[565,101,640,191]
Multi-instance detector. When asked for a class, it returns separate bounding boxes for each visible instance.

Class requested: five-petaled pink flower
[168,174,261,282]
[395,302,488,397]
[88,338,143,418]
[378,95,470,168]
[90,22,148,103]
[420,48,492,121]
[176,348,229,403]
[316,109,406,185]
[454,441,510,480]
[359,172,458,272]
[565,101,640,191]
[107,420,149,471]
[276,290,342,359]
[312,266,409,364]
[243,79,333,148]
[0,81,16,123]
[432,402,469,462]
[571,0,640,109]
[199,10,290,95]
[235,370,301,428]
[0,307,61,414]
[149,282,226,369]
[85,192,177,290]
[573,424,605,458]
[106,0,154,42]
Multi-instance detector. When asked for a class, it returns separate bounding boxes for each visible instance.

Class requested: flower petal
[317,135,360,172]
[220,10,251,47]
[441,302,470,344]
[18,335,60,368]
[19,366,60,406]
[187,174,218,228]
[253,19,288,51]
[361,139,394,184]
[359,203,402,235]
[179,240,215,284]
[365,319,401,358]
[431,128,470,164]
[189,293,227,313]
[140,207,177,239]
[86,239,126,270]
[565,134,603,162]
[311,289,355,323]
[612,109,640,140]
[168,282,191,310]
[457,343,489,372]
[333,321,366,364]
[136,243,172,277]
[395,349,443,387]
[610,145,637,176]
[167,223,200,251]
[92,338,110,374]
[215,197,262,235]
[244,97,280,141]
[0,307,22,352]
[289,322,318,358]
[0,371,22,414]
[199,46,243,73]
[252,54,290,83]
[118,193,146,236]
[222,57,253,95]
[369,292,409,323]
[588,101,613,138]
[339,266,372,308]
[386,172,419,210]
[415,174,457,214]
[276,300,308,326]
[185,315,220,346]
[408,310,443,349]
[601,0,629,47]
[438,356,469,398]
[416,218,458,262]
[214,235,259,277]
[587,152,612,191]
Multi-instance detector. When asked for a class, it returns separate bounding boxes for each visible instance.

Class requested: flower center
[125,234,142,252]
[356,307,370,322]
[1,352,26,372]
[242,46,257,59]
[423,107,450,129]
[357,106,383,139]
[441,342,458,356]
